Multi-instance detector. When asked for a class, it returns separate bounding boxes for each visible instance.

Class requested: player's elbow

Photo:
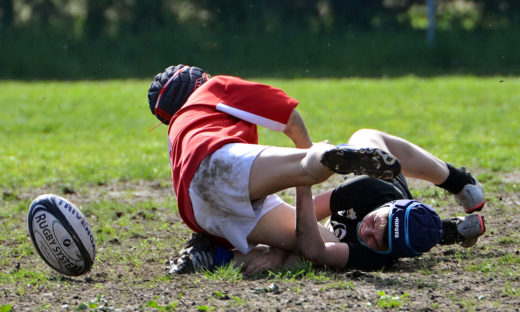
[297,242,324,264]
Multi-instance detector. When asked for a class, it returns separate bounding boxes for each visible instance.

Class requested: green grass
[267,76,520,172]
[0,80,170,189]
[467,252,520,278]
[1,77,519,310]
[202,263,243,283]
[376,290,410,309]
[1,77,519,191]
[266,260,331,282]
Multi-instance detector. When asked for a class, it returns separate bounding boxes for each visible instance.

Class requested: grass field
[1,77,520,311]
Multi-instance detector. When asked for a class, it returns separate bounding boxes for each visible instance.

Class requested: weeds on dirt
[467,252,520,279]
[266,260,330,282]
[202,263,243,282]
[2,179,520,311]
[2,78,520,310]
[319,280,355,291]
[376,290,410,308]
[144,298,178,311]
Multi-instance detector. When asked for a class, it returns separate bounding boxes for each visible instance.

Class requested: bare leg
[347,129,449,184]
[249,143,335,200]
[234,192,338,275]
[247,201,339,251]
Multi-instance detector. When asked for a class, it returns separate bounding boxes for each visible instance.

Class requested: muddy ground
[2,173,520,311]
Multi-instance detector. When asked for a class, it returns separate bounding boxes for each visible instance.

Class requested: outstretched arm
[295,186,349,269]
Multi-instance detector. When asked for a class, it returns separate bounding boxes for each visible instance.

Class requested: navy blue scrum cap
[148,64,209,125]
[358,199,442,258]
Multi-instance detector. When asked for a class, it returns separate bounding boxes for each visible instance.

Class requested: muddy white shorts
[189,143,285,254]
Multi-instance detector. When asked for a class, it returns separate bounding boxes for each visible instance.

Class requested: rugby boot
[166,233,215,274]
[455,214,486,248]
[320,144,401,180]
[454,171,485,213]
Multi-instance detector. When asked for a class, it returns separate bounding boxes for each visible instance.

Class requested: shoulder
[196,75,257,94]
[208,75,251,86]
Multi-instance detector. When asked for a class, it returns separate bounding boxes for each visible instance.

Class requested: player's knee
[350,128,382,141]
[349,128,390,151]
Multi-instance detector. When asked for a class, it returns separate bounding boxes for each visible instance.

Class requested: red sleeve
[189,76,298,131]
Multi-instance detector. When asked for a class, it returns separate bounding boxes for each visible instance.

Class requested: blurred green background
[1,0,519,79]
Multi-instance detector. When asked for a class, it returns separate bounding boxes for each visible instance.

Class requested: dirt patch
[2,173,520,311]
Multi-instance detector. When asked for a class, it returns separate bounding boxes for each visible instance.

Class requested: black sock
[439,219,463,245]
[435,163,474,194]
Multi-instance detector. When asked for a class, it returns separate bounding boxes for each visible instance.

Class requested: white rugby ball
[27,194,96,276]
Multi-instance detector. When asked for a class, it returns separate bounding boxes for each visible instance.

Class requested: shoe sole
[459,215,486,237]
[471,215,486,236]
[458,215,486,247]
[478,215,486,235]
[321,147,401,180]
[464,200,485,214]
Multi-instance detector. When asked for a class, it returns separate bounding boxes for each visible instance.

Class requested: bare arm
[232,245,302,276]
[283,109,313,148]
[313,190,333,221]
[295,186,349,269]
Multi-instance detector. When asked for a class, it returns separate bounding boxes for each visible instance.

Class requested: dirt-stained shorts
[189,143,284,254]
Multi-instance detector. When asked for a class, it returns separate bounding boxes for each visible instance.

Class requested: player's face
[358,206,391,251]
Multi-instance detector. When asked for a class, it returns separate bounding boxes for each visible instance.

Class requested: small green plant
[498,235,517,244]
[146,300,178,311]
[0,304,12,312]
[502,282,520,297]
[75,294,115,312]
[376,290,410,309]
[202,263,243,282]
[413,278,439,289]
[319,280,355,291]
[212,290,228,300]
[468,260,495,274]
[39,302,51,310]
[267,261,330,282]
[498,253,520,265]
[0,268,50,293]
[460,297,478,310]
[230,295,248,307]
[467,253,520,278]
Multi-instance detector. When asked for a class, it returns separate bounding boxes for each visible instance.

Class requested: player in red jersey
[149,65,400,255]
[147,65,484,273]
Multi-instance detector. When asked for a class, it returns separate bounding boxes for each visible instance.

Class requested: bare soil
[3,173,520,311]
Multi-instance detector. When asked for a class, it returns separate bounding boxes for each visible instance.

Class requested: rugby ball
[27,194,96,276]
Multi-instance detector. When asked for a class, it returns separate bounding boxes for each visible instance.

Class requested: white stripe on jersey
[216,103,286,132]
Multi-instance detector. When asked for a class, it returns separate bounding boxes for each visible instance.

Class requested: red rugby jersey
[167,75,299,239]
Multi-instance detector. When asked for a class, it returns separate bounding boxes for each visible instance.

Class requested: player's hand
[238,247,288,276]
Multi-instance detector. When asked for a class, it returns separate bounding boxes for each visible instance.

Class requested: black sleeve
[346,242,397,271]
[330,176,407,216]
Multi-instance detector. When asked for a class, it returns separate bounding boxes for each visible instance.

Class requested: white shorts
[189,143,285,254]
